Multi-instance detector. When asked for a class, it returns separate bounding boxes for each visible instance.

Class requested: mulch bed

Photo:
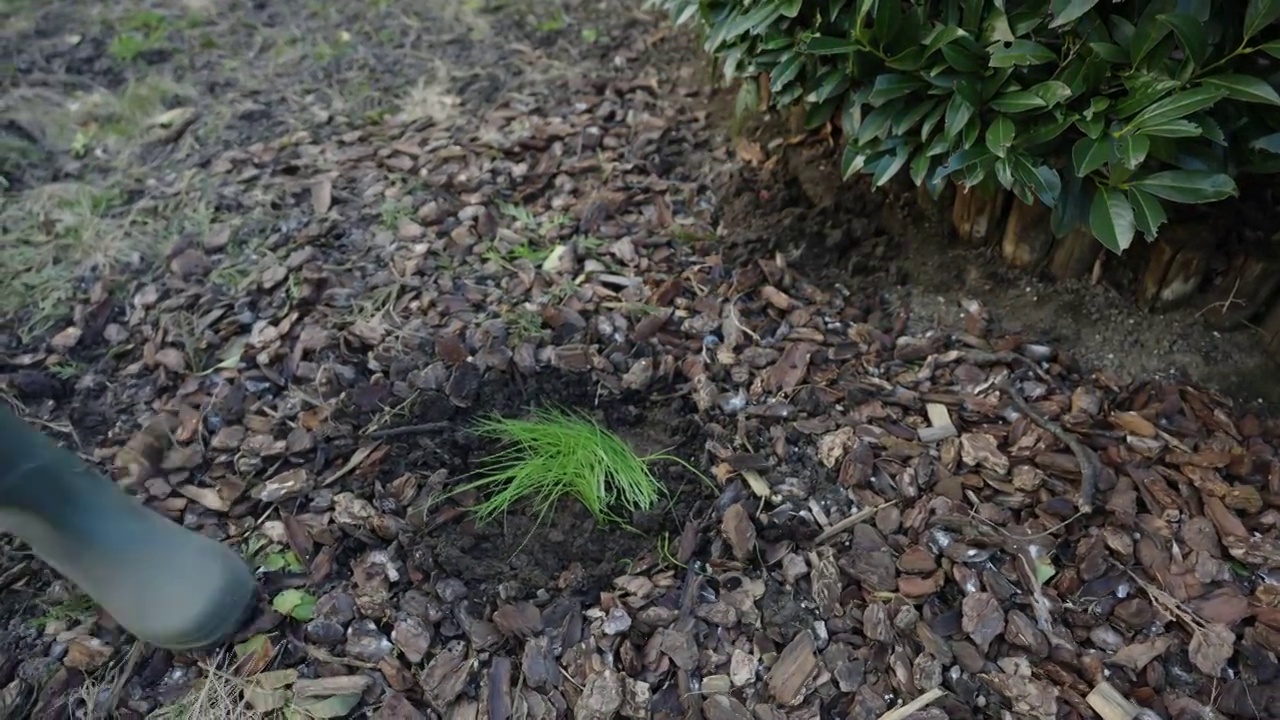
[4,3,1280,720]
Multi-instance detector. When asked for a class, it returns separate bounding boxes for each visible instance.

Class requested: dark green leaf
[1051,173,1091,236]
[1251,132,1280,153]
[1128,87,1227,130]
[1128,188,1168,240]
[1088,41,1128,63]
[841,143,868,179]
[920,101,948,141]
[1198,116,1226,145]
[988,39,1058,67]
[944,94,975,142]
[1244,0,1280,41]
[872,0,904,48]
[804,36,859,55]
[941,42,984,72]
[1076,114,1105,139]
[924,131,952,156]
[1130,1,1176,67]
[982,67,1015,101]
[1138,119,1202,137]
[986,116,1017,158]
[1115,133,1150,169]
[1089,187,1137,254]
[985,6,1016,41]
[1030,81,1074,107]
[989,90,1048,113]
[1113,76,1183,118]
[952,77,984,108]
[857,104,896,145]
[809,71,851,104]
[872,145,912,187]
[1073,135,1111,176]
[909,149,934,187]
[1049,0,1100,29]
[1129,170,1239,203]
[869,74,926,104]
[779,0,803,17]
[892,99,940,134]
[716,3,787,45]
[770,54,804,93]
[805,98,839,129]
[886,47,926,70]
[1260,40,1280,59]
[1158,13,1209,67]
[932,146,993,184]
[1108,17,1138,50]
[1019,114,1076,147]
[996,157,1017,191]
[1200,74,1280,105]
[962,115,981,148]
[1012,156,1063,208]
[924,25,969,56]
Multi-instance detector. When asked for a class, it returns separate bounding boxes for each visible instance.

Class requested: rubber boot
[0,407,257,650]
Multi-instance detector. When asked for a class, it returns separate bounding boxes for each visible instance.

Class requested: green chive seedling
[453,406,678,527]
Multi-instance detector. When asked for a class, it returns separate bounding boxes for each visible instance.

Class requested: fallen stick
[1086,681,1147,720]
[1000,378,1100,513]
[874,687,947,720]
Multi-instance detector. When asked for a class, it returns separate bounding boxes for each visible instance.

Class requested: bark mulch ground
[3,1,1280,719]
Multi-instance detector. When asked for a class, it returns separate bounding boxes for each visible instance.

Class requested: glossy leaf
[1251,132,1280,153]
[872,145,912,187]
[944,94,975,141]
[988,39,1058,67]
[1072,135,1111,176]
[989,90,1048,113]
[1089,187,1136,254]
[804,36,859,54]
[770,54,804,92]
[1128,87,1227,130]
[1012,156,1063,208]
[1128,188,1168,240]
[1115,133,1151,170]
[869,73,926,104]
[1200,75,1280,105]
[1138,119,1202,138]
[986,115,1016,158]
[1158,13,1209,68]
[1244,0,1280,41]
[1129,170,1239,203]
[1030,81,1074,107]
[1049,0,1100,29]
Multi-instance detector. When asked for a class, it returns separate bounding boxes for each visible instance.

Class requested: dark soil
[713,133,1280,410]
[371,370,711,606]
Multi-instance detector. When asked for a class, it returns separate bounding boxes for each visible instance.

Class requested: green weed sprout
[453,406,673,527]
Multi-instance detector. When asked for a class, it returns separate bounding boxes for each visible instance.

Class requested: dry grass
[0,178,215,342]
[148,666,264,720]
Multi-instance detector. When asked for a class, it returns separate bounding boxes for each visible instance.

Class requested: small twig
[961,350,1064,393]
[1195,276,1245,319]
[0,559,32,591]
[105,641,145,712]
[1000,378,1100,513]
[874,688,947,720]
[364,421,451,439]
[810,502,893,545]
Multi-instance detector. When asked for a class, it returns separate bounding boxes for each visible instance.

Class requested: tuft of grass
[454,407,672,527]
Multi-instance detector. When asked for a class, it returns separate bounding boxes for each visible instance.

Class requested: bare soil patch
[711,124,1280,410]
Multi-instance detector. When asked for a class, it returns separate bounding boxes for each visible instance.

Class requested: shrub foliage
[650,0,1280,254]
